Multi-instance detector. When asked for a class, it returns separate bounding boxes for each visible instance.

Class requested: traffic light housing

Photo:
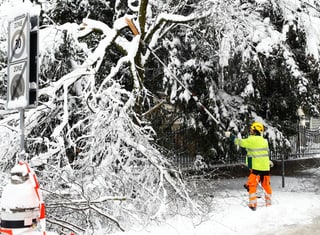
[28,14,38,107]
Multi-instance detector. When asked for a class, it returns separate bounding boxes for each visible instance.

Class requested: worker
[226,121,272,211]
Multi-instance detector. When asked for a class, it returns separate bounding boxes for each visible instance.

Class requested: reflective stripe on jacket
[234,135,270,171]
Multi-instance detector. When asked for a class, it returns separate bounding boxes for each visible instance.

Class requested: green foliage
[146,0,320,162]
[44,0,115,25]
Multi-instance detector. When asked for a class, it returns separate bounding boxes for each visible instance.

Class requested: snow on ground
[112,167,320,235]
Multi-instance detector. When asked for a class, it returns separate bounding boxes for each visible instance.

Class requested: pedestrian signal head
[250,121,264,134]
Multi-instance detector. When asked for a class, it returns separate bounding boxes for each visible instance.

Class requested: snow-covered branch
[145,12,200,44]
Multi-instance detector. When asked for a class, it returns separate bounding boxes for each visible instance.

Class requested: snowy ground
[112,167,320,235]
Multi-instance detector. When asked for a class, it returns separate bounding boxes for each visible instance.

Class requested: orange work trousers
[247,170,272,208]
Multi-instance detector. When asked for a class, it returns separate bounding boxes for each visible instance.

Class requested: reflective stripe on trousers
[265,193,272,206]
[249,193,257,208]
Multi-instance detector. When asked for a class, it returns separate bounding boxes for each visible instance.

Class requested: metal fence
[171,127,320,171]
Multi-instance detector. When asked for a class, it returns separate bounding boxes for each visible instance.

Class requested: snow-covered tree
[156,0,320,160]
[0,0,201,233]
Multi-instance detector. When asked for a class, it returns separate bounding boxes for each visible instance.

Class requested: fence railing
[171,127,320,171]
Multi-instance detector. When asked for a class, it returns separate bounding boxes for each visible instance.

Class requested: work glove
[225,131,231,138]
[269,160,274,168]
[225,131,236,143]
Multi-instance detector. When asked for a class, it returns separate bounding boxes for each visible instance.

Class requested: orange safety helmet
[250,121,264,134]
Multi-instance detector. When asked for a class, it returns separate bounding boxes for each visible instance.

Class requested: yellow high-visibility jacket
[234,135,270,171]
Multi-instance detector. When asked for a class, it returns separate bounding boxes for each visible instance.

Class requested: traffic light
[28,14,38,107]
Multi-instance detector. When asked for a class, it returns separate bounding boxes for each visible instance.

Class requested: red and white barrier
[0,161,57,235]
